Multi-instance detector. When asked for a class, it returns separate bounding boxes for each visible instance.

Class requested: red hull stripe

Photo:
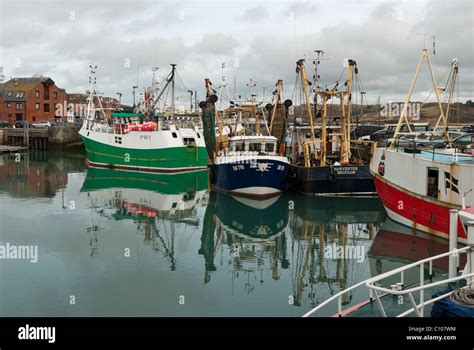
[373,175,467,240]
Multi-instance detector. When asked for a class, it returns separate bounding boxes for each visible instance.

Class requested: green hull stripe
[81,135,208,169]
[81,167,209,194]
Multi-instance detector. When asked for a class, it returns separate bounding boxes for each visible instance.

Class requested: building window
[6,103,11,108]
[33,116,36,122]
[44,104,50,112]
[36,91,40,98]
[36,103,40,110]
[54,92,58,99]
[16,103,22,110]
[7,91,12,97]
[16,92,24,98]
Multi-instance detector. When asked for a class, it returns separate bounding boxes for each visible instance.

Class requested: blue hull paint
[212,158,289,197]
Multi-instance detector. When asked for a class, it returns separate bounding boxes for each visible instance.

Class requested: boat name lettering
[232,165,245,171]
[335,166,357,175]
[140,135,152,140]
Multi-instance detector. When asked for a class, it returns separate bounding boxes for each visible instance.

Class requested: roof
[0,77,55,102]
[111,112,144,118]
[229,135,277,141]
[67,93,88,101]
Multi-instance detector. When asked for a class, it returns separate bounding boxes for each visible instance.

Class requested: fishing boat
[79,65,207,173]
[200,79,290,198]
[369,49,473,243]
[287,58,376,196]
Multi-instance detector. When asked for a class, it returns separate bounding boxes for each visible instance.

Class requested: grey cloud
[0,0,472,107]
[192,33,238,56]
[284,0,318,17]
[238,5,269,22]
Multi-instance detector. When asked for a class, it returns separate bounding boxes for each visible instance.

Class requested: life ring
[327,173,337,183]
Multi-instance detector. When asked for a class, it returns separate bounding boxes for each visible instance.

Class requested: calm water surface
[0,150,445,316]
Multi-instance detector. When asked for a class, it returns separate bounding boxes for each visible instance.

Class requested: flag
[444,171,459,194]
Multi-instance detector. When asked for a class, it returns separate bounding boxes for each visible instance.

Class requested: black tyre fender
[327,173,337,183]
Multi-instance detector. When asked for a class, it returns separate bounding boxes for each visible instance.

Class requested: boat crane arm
[149,66,175,113]
[269,80,283,133]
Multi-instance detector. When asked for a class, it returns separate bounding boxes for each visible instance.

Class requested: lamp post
[187,90,194,112]
[359,91,366,125]
[132,86,138,109]
[152,66,159,89]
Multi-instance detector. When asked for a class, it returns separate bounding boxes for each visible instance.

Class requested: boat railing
[388,136,473,163]
[303,245,473,317]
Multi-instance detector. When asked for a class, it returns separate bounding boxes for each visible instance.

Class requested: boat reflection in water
[80,167,208,265]
[369,218,467,288]
[200,192,290,285]
[203,191,386,309]
[79,166,388,312]
[288,196,386,308]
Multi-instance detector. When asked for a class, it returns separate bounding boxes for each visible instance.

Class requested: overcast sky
[0,0,472,106]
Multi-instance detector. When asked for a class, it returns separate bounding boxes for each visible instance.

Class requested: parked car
[0,121,12,128]
[14,120,32,128]
[350,125,384,140]
[371,123,431,145]
[451,133,473,152]
[32,121,52,128]
[51,121,67,127]
[461,125,474,133]
[396,132,472,150]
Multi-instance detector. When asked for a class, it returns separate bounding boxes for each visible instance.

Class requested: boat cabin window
[265,143,275,153]
[427,167,439,198]
[249,143,261,152]
[183,137,196,146]
[235,142,244,152]
[183,192,196,201]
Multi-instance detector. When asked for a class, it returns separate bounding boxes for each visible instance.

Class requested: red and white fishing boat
[370,49,473,244]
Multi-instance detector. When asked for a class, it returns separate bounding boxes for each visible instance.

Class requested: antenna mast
[170,64,176,117]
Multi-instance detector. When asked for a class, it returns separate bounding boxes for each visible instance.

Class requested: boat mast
[340,60,356,164]
[86,65,97,121]
[391,48,446,147]
[205,78,225,148]
[312,50,326,124]
[433,58,459,145]
[297,59,316,142]
[86,65,106,122]
[269,79,283,134]
[170,64,176,117]
[149,64,176,114]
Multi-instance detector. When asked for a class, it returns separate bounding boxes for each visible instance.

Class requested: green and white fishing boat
[79,65,207,173]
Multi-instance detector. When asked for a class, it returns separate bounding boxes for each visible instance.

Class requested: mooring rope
[450,288,474,307]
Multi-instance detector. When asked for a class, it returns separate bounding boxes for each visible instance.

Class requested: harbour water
[0,150,451,317]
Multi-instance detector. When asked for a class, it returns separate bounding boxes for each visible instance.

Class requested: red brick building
[0,77,67,125]
[67,93,120,120]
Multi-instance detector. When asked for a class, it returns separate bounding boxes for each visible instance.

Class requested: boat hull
[288,164,375,196]
[372,173,467,243]
[80,133,208,173]
[212,158,289,198]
